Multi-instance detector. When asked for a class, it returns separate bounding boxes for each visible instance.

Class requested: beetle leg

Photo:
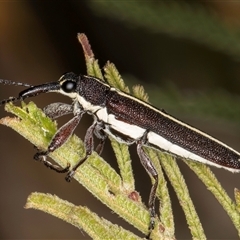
[34,111,84,172]
[43,102,73,119]
[136,131,158,238]
[65,120,107,181]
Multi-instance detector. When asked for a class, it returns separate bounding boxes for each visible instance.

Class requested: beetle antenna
[0,79,33,88]
[0,96,22,106]
[0,79,33,106]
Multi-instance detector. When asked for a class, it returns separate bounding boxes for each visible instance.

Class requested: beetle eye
[61,80,76,93]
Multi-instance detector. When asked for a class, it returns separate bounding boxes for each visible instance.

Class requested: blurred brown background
[1,1,240,239]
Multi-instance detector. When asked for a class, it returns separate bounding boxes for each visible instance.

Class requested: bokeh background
[1,1,240,239]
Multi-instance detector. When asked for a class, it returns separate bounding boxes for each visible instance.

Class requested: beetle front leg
[34,111,84,173]
[43,102,73,119]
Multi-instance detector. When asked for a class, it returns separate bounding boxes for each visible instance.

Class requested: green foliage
[1,33,240,239]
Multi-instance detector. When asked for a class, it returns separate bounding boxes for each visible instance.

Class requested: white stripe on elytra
[112,87,240,156]
[96,108,240,173]
[147,131,240,172]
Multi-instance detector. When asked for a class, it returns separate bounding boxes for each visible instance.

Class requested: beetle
[1,72,240,236]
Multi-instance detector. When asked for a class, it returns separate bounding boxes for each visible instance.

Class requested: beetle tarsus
[34,152,70,173]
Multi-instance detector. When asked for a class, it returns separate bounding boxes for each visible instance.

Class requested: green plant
[1,33,240,239]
